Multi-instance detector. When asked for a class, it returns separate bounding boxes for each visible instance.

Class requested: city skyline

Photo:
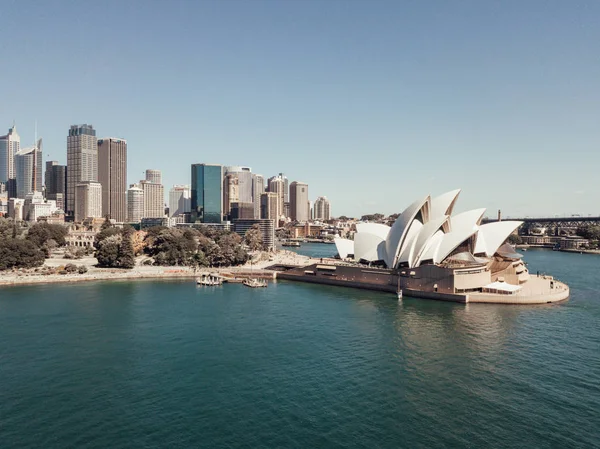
[2,2,599,217]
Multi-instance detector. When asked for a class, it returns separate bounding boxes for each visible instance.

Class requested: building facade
[260,192,279,220]
[230,202,254,220]
[169,184,191,217]
[145,169,162,184]
[267,175,285,219]
[232,219,275,251]
[23,192,57,222]
[74,181,102,222]
[127,185,144,222]
[191,163,223,223]
[252,174,265,219]
[15,139,43,199]
[289,181,309,222]
[314,196,331,220]
[45,161,67,211]
[0,124,19,186]
[140,180,164,218]
[98,137,127,222]
[67,124,98,217]
[223,173,239,218]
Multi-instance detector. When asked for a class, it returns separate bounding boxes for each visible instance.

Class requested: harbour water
[1,248,599,448]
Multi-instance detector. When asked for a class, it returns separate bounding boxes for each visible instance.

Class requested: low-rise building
[233,218,275,251]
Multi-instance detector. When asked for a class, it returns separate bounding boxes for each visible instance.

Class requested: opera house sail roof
[334,189,522,269]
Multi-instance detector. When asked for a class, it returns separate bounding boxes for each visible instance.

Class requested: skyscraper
[0,124,19,186]
[74,181,102,222]
[279,172,289,203]
[191,163,223,223]
[223,173,239,218]
[169,185,191,217]
[289,181,309,222]
[267,175,285,219]
[314,196,331,220]
[45,161,67,211]
[67,124,98,217]
[260,192,279,220]
[127,184,144,222]
[252,174,265,219]
[145,169,162,184]
[98,138,127,222]
[224,166,252,203]
[15,139,43,199]
[140,180,164,218]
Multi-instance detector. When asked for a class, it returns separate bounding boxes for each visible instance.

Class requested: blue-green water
[1,249,599,448]
[284,241,337,259]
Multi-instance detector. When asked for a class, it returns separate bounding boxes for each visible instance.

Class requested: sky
[1,0,599,218]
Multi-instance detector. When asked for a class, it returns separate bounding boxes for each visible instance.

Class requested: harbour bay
[0,247,599,448]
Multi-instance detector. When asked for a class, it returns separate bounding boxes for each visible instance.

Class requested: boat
[281,240,301,247]
[243,278,268,288]
[196,273,223,286]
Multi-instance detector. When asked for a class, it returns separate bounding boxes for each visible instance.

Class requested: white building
[314,196,331,221]
[145,169,162,184]
[127,185,144,222]
[169,184,191,217]
[15,139,43,199]
[140,180,164,218]
[23,192,57,222]
[224,166,252,203]
[74,181,102,222]
[8,198,25,221]
[0,124,19,184]
[252,174,265,219]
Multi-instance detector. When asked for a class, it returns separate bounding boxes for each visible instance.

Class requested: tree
[118,227,136,269]
[42,239,58,257]
[0,239,45,271]
[577,225,600,241]
[100,216,112,231]
[244,224,263,251]
[507,234,522,245]
[26,222,68,247]
[96,234,121,267]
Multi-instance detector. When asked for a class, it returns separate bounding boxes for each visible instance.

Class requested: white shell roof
[355,223,391,240]
[397,220,423,265]
[354,232,386,262]
[383,195,430,268]
[430,189,460,221]
[474,221,523,257]
[334,238,354,259]
[410,215,450,268]
[433,209,486,264]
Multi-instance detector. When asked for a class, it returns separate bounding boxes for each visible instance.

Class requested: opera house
[279,190,569,304]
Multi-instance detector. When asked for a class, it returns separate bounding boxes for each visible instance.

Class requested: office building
[279,173,289,203]
[98,137,127,222]
[191,163,223,223]
[267,175,285,219]
[230,202,254,220]
[0,124,19,186]
[169,184,191,217]
[23,192,57,222]
[127,184,144,222]
[45,161,67,212]
[15,139,43,198]
[140,179,164,218]
[74,181,102,222]
[314,196,331,220]
[252,174,265,219]
[223,173,239,218]
[260,192,279,220]
[290,181,309,222]
[232,219,275,251]
[224,166,252,203]
[67,124,98,217]
[145,169,162,184]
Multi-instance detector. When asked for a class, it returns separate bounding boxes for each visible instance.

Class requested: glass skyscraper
[191,163,223,223]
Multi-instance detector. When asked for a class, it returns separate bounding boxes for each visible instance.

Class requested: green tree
[507,234,522,245]
[26,222,68,247]
[0,239,45,270]
[118,227,136,269]
[244,224,263,251]
[96,234,121,267]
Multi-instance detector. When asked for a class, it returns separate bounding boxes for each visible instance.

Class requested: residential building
[191,163,223,223]
[252,174,265,219]
[67,124,98,217]
[0,124,19,187]
[169,184,191,217]
[314,196,331,220]
[289,181,309,222]
[15,139,43,198]
[260,192,279,220]
[140,180,164,218]
[232,219,275,251]
[98,137,127,222]
[74,181,102,222]
[267,175,285,218]
[127,184,144,222]
[145,169,162,184]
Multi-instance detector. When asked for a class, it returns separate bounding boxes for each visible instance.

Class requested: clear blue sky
[1,0,599,218]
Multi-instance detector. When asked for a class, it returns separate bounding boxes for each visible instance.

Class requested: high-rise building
[98,138,127,222]
[260,192,279,220]
[224,166,252,203]
[140,180,164,218]
[0,124,19,185]
[191,163,223,223]
[169,185,191,217]
[15,139,43,199]
[252,174,265,219]
[279,173,289,203]
[290,181,309,222]
[313,196,331,220]
[267,175,285,219]
[230,202,255,220]
[67,124,98,217]
[74,181,102,222]
[223,173,239,218]
[45,161,66,211]
[127,184,144,222]
[145,169,162,184]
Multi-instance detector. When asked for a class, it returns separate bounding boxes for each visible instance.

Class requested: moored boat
[243,278,268,288]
